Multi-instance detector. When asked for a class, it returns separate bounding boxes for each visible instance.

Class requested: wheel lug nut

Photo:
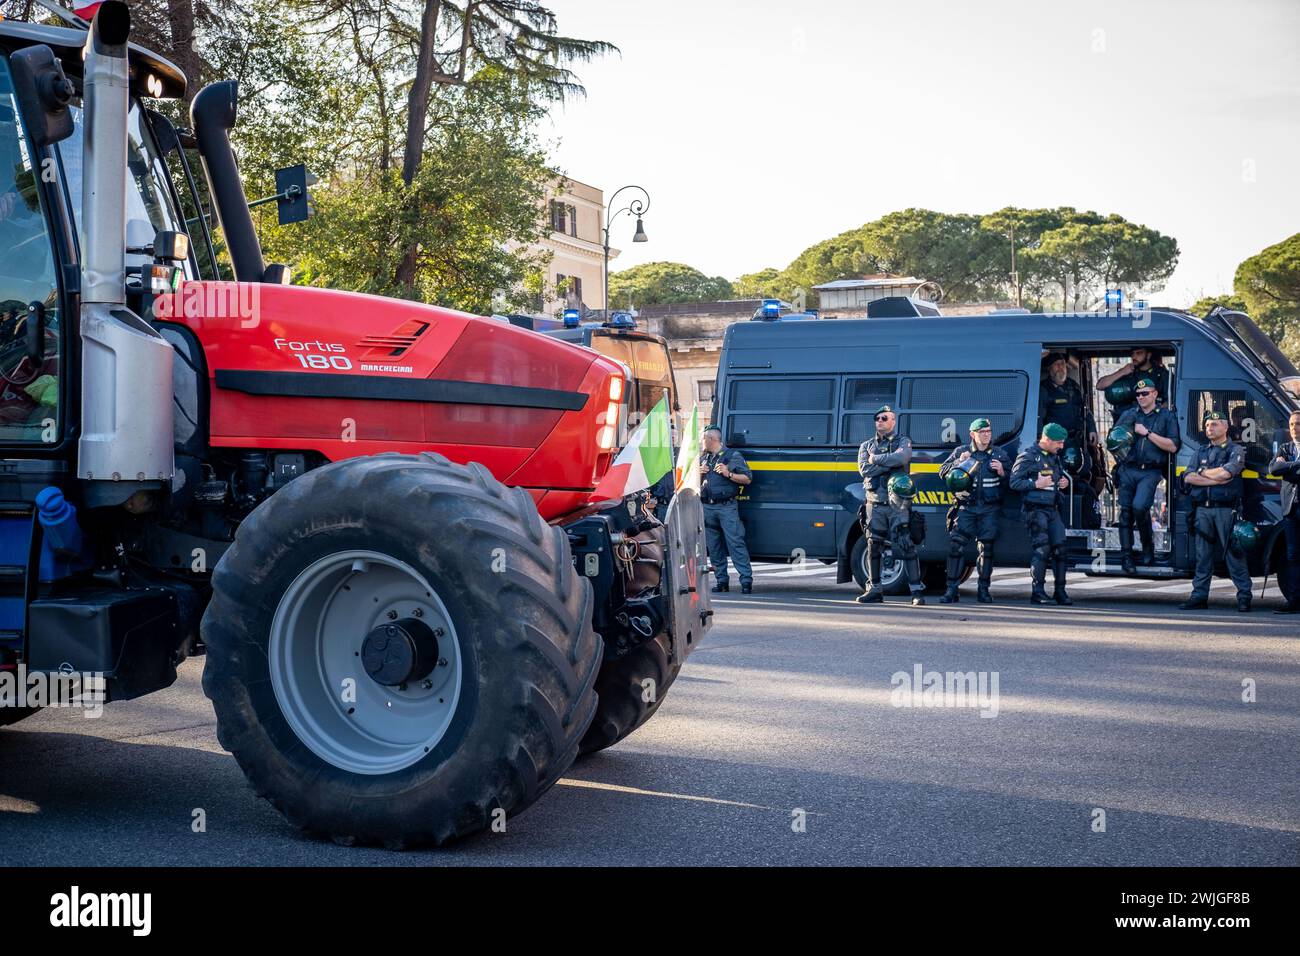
[433,627,444,637]
[412,608,423,618]
[421,679,433,690]
[387,610,398,620]
[438,658,447,667]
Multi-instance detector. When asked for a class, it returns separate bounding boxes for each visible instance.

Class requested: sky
[543,0,1300,304]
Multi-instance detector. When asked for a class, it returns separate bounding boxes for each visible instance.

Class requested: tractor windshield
[53,98,193,280]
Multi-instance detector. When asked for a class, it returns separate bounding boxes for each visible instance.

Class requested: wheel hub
[361,618,439,686]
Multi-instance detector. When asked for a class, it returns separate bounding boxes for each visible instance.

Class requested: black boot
[1030,551,1051,604]
[976,544,994,603]
[1118,524,1136,575]
[1136,512,1155,566]
[1053,555,1073,606]
[904,556,924,606]
[857,541,884,603]
[939,554,963,603]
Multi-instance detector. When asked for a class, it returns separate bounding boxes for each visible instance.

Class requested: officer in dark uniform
[1269,410,1300,614]
[1179,411,1253,612]
[1112,377,1180,573]
[856,404,925,606]
[699,425,754,594]
[1039,352,1099,528]
[1096,347,1170,412]
[1010,423,1073,605]
[937,417,1010,604]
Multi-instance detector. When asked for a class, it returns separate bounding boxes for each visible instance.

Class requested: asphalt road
[2,567,1297,866]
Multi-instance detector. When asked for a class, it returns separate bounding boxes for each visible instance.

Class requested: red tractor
[0,2,710,846]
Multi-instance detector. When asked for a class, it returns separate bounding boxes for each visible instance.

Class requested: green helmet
[944,458,979,493]
[1106,424,1135,454]
[888,473,917,499]
[1104,380,1135,407]
[1231,520,1260,553]
[1061,446,1084,474]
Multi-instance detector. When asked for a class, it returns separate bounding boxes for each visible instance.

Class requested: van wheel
[849,537,907,594]
[202,452,601,848]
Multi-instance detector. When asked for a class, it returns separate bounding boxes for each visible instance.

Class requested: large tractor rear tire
[201,453,601,848]
[580,631,680,755]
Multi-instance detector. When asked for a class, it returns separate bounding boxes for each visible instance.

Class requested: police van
[712,304,1299,596]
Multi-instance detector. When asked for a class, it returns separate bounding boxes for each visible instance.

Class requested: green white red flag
[675,405,703,492]
[591,395,673,501]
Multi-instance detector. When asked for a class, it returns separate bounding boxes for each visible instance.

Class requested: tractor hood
[156,282,625,518]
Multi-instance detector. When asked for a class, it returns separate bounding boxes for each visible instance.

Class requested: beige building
[813,274,925,317]
[534,176,616,316]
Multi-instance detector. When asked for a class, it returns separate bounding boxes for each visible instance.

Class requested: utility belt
[701,494,737,506]
[1122,460,1166,471]
[1196,499,1241,511]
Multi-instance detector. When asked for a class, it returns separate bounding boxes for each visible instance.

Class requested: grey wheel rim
[269,550,463,775]
[860,546,905,588]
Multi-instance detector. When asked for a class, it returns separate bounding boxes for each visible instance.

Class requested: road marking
[557,778,810,813]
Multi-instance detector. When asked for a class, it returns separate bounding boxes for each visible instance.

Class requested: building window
[550,200,577,237]
[571,276,583,303]
[697,380,715,403]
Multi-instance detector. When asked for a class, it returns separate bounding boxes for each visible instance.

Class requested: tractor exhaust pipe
[77,1,175,497]
[80,0,131,303]
[191,81,267,282]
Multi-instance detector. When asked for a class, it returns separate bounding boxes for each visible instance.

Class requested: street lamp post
[602,185,650,318]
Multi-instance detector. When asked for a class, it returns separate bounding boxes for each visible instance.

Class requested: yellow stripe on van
[744,461,943,474]
[746,461,858,472]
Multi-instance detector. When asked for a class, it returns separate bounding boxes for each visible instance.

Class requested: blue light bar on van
[761,299,782,318]
[1104,289,1123,310]
[562,309,582,328]
[606,311,636,329]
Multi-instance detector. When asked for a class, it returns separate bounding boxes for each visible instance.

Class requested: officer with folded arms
[1179,411,1253,612]
[1010,423,1073,605]
[1112,376,1180,574]
[1269,410,1300,614]
[938,417,1010,604]
[857,405,926,606]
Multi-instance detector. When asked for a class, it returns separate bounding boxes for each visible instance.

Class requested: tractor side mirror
[8,45,75,148]
[152,230,190,264]
[274,163,314,226]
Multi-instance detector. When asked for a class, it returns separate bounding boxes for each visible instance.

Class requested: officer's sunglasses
[1135,389,1154,397]
[874,414,893,422]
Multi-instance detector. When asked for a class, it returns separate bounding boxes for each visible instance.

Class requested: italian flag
[675,404,703,492]
[592,395,673,501]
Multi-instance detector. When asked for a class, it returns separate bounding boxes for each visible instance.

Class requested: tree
[731,267,784,299]
[1022,213,1177,311]
[1189,293,1249,316]
[1233,232,1300,344]
[608,262,733,307]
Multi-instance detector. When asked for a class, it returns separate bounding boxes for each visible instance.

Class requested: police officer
[1096,347,1170,410]
[1179,411,1253,612]
[1039,351,1100,528]
[699,425,754,594]
[1267,410,1300,614]
[938,417,1010,604]
[1039,352,1098,449]
[1112,377,1180,574]
[1010,423,1073,605]
[856,404,925,606]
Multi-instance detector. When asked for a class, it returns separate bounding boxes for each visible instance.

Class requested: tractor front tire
[201,453,601,848]
[580,631,680,755]
[0,707,39,728]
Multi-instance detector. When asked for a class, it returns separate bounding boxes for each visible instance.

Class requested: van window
[897,373,1028,446]
[1187,387,1286,472]
[727,376,833,447]
[843,377,897,444]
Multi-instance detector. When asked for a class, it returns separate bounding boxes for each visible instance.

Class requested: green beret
[876,404,895,415]
[1203,410,1227,423]
[970,417,991,431]
[1135,377,1157,391]
[1042,422,1069,441]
